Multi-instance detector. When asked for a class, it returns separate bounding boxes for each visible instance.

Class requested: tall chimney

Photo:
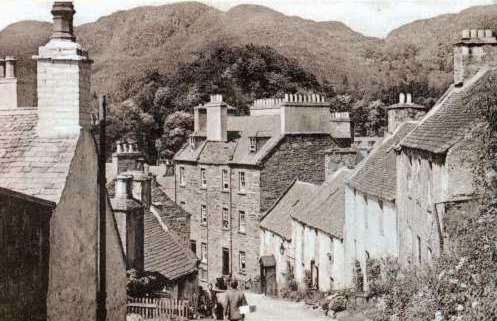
[34,1,93,137]
[206,95,228,142]
[0,56,18,109]
[387,93,427,134]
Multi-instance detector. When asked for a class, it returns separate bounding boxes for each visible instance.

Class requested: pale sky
[1,0,496,38]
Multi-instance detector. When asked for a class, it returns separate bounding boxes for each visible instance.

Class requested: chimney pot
[406,93,412,104]
[0,58,4,78]
[470,29,478,38]
[485,29,493,38]
[478,30,485,39]
[144,164,150,176]
[116,175,132,199]
[462,29,470,39]
[116,141,123,153]
[399,93,406,104]
[5,56,16,79]
[51,2,76,41]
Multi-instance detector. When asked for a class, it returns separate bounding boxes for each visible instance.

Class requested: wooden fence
[127,297,190,320]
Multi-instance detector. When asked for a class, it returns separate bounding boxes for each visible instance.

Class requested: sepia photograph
[0,0,496,320]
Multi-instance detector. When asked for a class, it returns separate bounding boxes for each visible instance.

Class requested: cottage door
[259,255,277,296]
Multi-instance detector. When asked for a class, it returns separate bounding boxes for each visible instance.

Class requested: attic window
[249,137,257,152]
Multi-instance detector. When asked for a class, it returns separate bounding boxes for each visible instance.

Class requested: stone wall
[0,191,52,321]
[260,134,338,212]
[343,187,397,289]
[175,162,261,285]
[46,131,127,321]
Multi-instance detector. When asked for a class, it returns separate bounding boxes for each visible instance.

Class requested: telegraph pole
[97,95,107,321]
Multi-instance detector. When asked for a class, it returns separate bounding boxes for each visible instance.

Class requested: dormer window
[249,137,257,152]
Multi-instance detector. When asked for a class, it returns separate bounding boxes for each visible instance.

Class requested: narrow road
[244,293,329,321]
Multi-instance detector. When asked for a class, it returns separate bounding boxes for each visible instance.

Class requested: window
[239,211,246,233]
[200,168,207,189]
[417,236,422,264]
[222,207,230,230]
[190,240,197,256]
[201,242,207,263]
[200,205,207,226]
[222,169,229,191]
[249,137,257,152]
[179,166,185,186]
[239,251,246,274]
[238,171,246,193]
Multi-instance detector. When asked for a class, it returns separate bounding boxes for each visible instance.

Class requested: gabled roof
[401,68,493,154]
[260,180,319,240]
[144,207,198,280]
[349,122,417,201]
[0,108,79,203]
[291,168,351,239]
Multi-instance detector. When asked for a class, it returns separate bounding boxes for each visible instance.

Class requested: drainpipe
[97,96,107,321]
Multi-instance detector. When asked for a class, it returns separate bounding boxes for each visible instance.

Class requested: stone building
[396,29,497,266]
[108,141,198,300]
[0,2,127,321]
[174,94,352,284]
[291,168,351,292]
[259,180,318,294]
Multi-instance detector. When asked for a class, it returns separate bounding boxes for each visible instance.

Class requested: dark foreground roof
[144,208,198,280]
[401,68,494,154]
[0,108,79,203]
[291,168,351,239]
[349,122,417,201]
[260,180,319,240]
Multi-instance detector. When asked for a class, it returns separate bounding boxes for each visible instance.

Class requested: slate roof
[144,208,198,280]
[175,114,282,166]
[0,108,79,203]
[291,168,351,239]
[260,180,319,240]
[349,122,417,201]
[401,68,493,154]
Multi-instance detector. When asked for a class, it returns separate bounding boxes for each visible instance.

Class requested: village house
[396,29,497,266]
[0,2,127,321]
[259,180,319,295]
[174,94,353,285]
[108,142,198,300]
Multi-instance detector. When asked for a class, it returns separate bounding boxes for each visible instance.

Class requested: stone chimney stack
[111,175,145,271]
[34,1,93,137]
[0,56,18,109]
[454,29,497,87]
[206,94,228,142]
[51,1,76,41]
[387,93,427,134]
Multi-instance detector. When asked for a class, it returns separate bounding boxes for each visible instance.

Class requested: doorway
[222,248,230,276]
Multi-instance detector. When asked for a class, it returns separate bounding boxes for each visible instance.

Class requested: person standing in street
[224,280,248,321]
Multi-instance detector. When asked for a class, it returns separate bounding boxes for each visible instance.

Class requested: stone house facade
[174,94,352,285]
[0,3,127,321]
[396,29,497,266]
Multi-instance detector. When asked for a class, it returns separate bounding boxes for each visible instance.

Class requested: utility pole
[97,95,107,321]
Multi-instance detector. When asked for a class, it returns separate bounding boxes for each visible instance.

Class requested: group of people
[197,280,248,320]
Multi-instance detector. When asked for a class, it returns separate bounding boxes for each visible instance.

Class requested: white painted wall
[259,229,293,289]
[343,186,397,289]
[292,220,345,292]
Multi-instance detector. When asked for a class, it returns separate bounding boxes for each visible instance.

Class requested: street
[244,293,329,321]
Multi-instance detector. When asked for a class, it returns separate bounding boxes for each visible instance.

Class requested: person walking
[224,280,248,321]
